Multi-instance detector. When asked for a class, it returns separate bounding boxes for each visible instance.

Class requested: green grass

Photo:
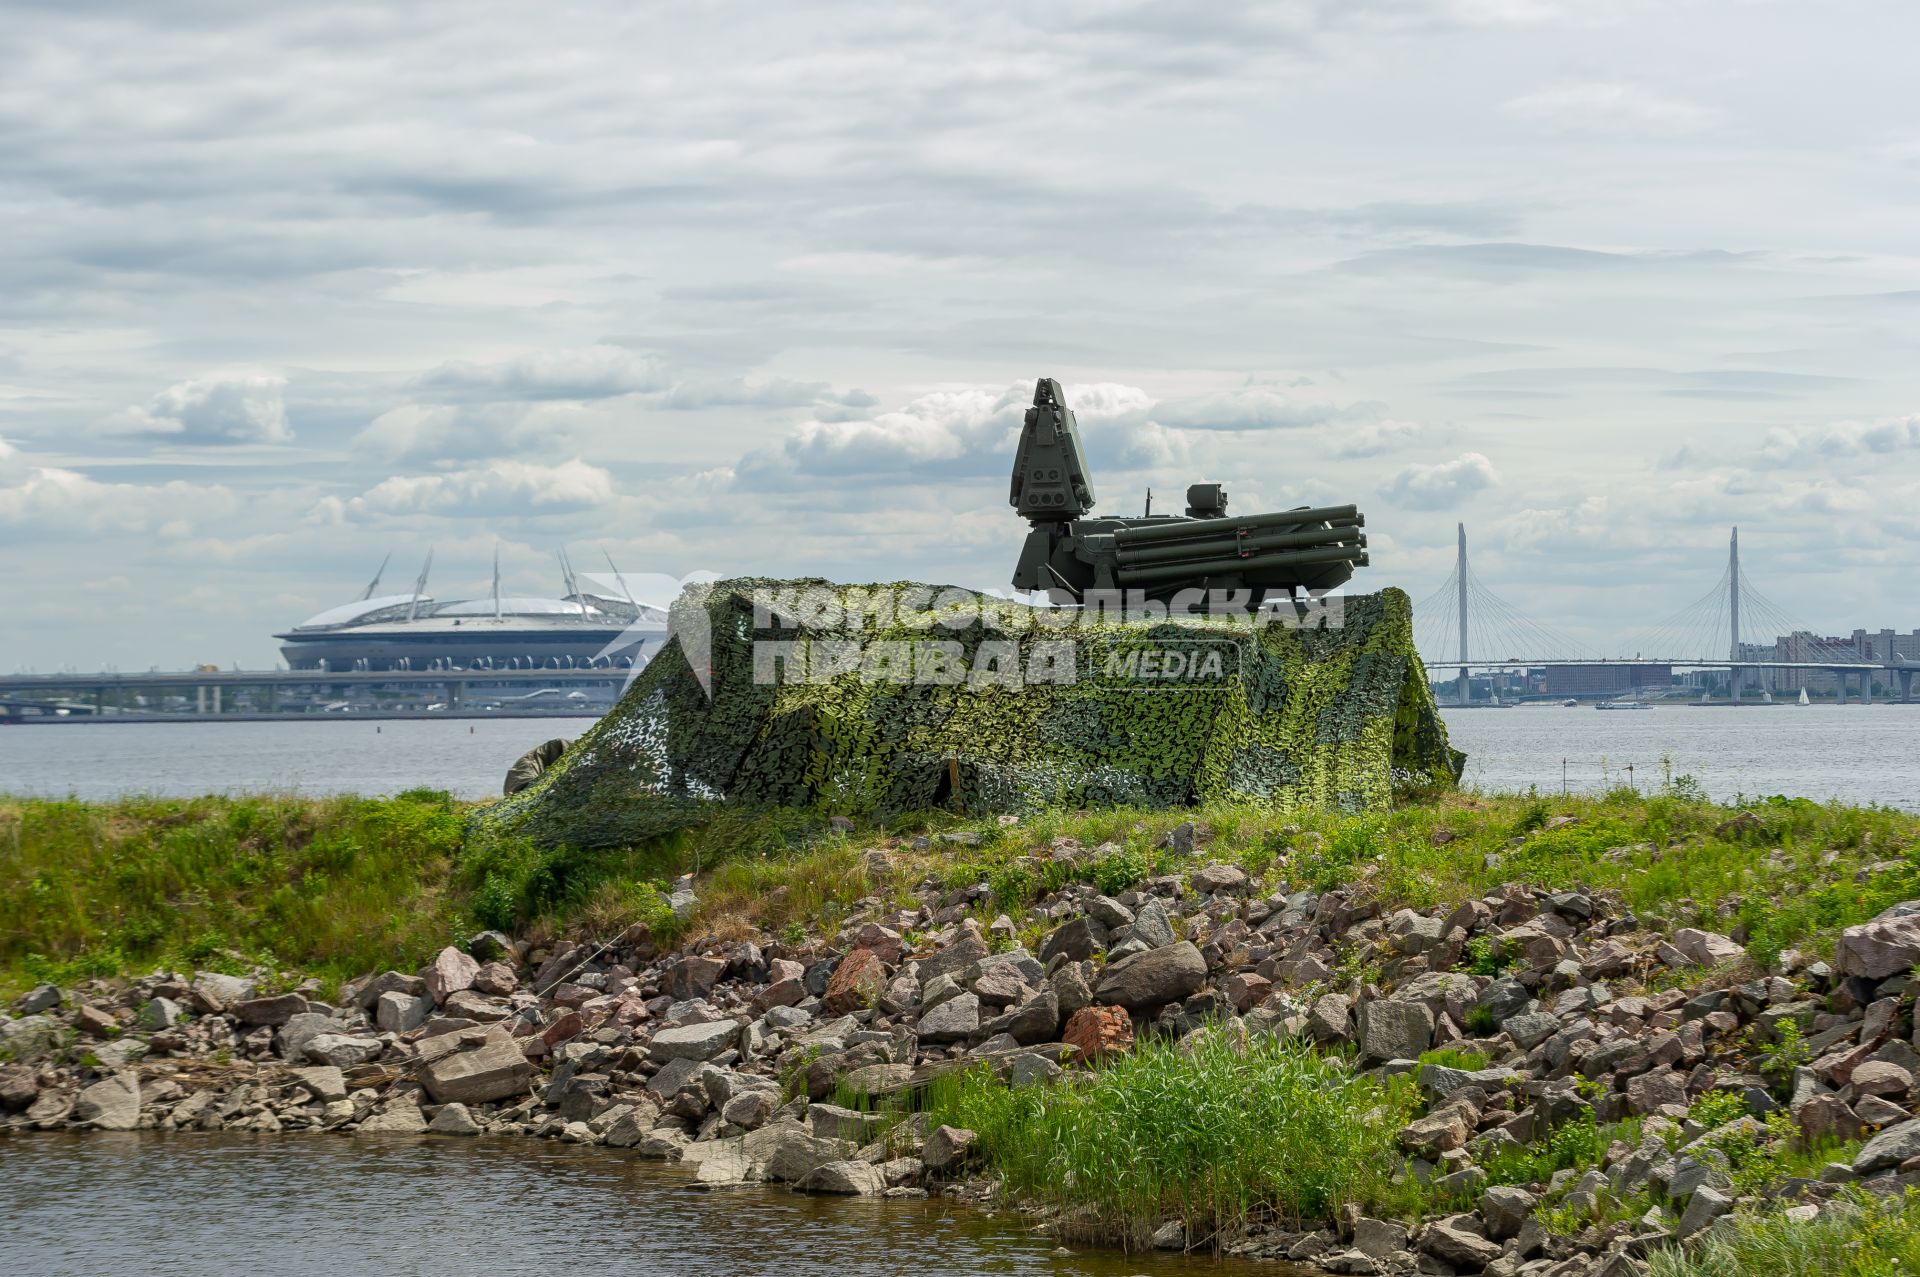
[4,784,1917,999]
[0,790,467,990]
[922,1030,1419,1248]
[1647,1191,1920,1277]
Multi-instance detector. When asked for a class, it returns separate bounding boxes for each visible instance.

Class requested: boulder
[358,1104,428,1134]
[923,1124,979,1172]
[1092,941,1206,1010]
[72,1072,140,1131]
[1040,917,1106,965]
[1675,1185,1733,1240]
[304,1034,385,1068]
[1061,1005,1133,1060]
[1420,1215,1501,1268]
[423,946,481,1005]
[1853,1117,1920,1173]
[376,991,434,1033]
[916,933,990,986]
[1480,1185,1536,1240]
[418,1030,535,1104]
[0,1062,40,1109]
[918,992,981,1043]
[276,1011,337,1062]
[649,1019,741,1062]
[14,985,62,1015]
[1673,928,1745,968]
[664,956,727,1001]
[188,972,254,1013]
[822,948,888,1016]
[351,970,428,1011]
[428,1102,482,1135]
[233,993,308,1026]
[795,1159,887,1195]
[1358,998,1434,1063]
[988,986,1060,1045]
[1836,905,1920,980]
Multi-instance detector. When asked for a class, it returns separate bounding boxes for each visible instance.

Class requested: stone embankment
[9,824,1920,1276]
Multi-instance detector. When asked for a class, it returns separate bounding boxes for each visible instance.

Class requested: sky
[3,0,1919,671]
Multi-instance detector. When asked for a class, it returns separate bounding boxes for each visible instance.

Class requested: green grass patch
[1647,1190,1920,1277]
[923,1030,1418,1247]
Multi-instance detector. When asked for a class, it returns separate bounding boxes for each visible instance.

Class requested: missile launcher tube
[1115,544,1370,587]
[1113,521,1366,567]
[1110,504,1360,546]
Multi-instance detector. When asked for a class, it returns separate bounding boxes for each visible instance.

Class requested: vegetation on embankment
[6,778,1920,999]
[1645,1189,1920,1277]
[924,1031,1422,1245]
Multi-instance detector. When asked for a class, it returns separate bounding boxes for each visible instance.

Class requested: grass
[3,783,1916,999]
[0,789,467,990]
[922,1029,1420,1248]
[1647,1191,1920,1277]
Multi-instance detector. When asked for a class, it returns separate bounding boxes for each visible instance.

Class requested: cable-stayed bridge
[1414,526,1915,705]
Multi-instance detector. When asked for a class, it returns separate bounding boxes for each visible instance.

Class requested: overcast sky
[4,0,1918,670]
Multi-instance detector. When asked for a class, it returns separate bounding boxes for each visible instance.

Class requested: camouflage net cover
[474,578,1463,849]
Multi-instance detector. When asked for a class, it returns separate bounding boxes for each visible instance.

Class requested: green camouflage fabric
[473,578,1462,849]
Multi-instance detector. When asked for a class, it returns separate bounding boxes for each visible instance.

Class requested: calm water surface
[0,1133,1255,1277]
[0,704,1916,810]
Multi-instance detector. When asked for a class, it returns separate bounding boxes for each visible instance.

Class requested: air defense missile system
[1009,378,1368,606]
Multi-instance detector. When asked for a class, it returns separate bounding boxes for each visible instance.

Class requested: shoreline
[8,790,1920,1274]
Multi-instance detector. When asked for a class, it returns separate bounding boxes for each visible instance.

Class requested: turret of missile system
[1009,377,1368,606]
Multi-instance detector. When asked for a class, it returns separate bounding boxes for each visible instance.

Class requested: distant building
[1539,663,1672,695]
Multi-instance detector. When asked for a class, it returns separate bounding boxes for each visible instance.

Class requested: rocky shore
[9,818,1920,1276]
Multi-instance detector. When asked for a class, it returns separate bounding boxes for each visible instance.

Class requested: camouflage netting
[473,578,1463,849]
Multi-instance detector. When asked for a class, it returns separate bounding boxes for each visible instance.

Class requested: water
[0,705,1916,811]
[1442,702,1920,810]
[0,718,601,802]
[0,1133,1254,1277]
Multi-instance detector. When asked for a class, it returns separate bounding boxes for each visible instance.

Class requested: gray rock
[1358,999,1434,1064]
[988,986,1060,1045]
[72,1072,140,1130]
[427,1101,482,1135]
[1481,1185,1536,1240]
[1503,1011,1561,1050]
[424,946,481,1004]
[351,970,428,1012]
[1008,1053,1062,1087]
[796,1159,886,1195]
[358,1103,428,1134]
[14,985,62,1016]
[1087,896,1135,929]
[376,991,434,1034]
[1123,898,1177,950]
[233,993,308,1026]
[1420,1215,1501,1268]
[275,1011,337,1062]
[137,997,184,1031]
[918,992,981,1042]
[1307,993,1354,1045]
[916,934,990,986]
[649,1019,741,1062]
[1192,863,1249,895]
[304,1033,384,1068]
[1477,976,1532,1024]
[418,1030,534,1104]
[1039,917,1105,964]
[1092,941,1207,1010]
[0,1014,58,1060]
[722,1089,776,1130]
[1676,1185,1733,1239]
[808,1103,887,1143]
[923,1123,978,1171]
[188,972,254,1013]
[1853,1117,1920,1174]
[1352,1217,1410,1259]
[290,1066,347,1102]
[1836,905,1920,979]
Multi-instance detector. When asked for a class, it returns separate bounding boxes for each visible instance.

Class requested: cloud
[1757,414,1920,467]
[1503,83,1722,135]
[739,386,1025,480]
[0,444,236,534]
[411,347,670,403]
[120,372,291,443]
[355,402,581,463]
[1385,451,1500,508]
[1151,387,1373,432]
[343,459,616,518]
[1331,417,1425,458]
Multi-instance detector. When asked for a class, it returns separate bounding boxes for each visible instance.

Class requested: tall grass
[0,790,467,988]
[923,1030,1418,1247]
[1647,1192,1920,1277]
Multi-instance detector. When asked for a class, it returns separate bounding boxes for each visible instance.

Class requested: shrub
[1647,1190,1920,1277]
